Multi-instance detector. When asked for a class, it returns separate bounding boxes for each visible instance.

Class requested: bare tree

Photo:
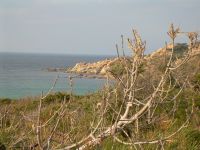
[8,24,199,150]
[57,24,198,150]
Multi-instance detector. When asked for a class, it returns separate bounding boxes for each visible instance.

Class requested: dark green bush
[186,130,200,149]
[110,61,125,77]
[0,98,12,105]
[193,73,200,91]
[43,92,70,104]
[0,143,6,150]
[168,142,179,150]
[174,43,188,55]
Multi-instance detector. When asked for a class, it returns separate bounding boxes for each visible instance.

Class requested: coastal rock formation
[46,67,66,72]
[67,58,119,77]
[68,43,200,78]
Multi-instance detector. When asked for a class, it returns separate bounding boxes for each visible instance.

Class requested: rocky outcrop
[145,43,200,61]
[45,67,67,72]
[67,58,119,78]
[144,43,175,60]
[67,43,200,79]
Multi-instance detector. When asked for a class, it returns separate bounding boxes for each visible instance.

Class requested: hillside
[1,41,200,149]
[67,43,200,79]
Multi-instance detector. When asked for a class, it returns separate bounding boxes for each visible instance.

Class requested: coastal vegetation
[0,24,200,150]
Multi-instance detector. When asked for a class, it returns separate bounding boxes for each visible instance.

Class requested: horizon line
[0,51,117,57]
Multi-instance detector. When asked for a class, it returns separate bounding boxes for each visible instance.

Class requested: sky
[0,0,199,55]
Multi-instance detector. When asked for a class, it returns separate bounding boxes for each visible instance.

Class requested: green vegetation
[0,62,200,149]
[0,25,200,149]
[186,130,200,149]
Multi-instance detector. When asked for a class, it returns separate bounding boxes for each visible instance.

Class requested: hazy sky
[0,0,199,55]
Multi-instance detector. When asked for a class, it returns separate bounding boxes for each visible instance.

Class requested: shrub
[193,73,200,90]
[186,130,200,149]
[0,98,12,105]
[43,92,70,104]
[0,143,6,150]
[110,60,126,77]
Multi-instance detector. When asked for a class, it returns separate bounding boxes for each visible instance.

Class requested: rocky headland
[67,58,119,78]
[67,43,200,78]
[46,43,200,79]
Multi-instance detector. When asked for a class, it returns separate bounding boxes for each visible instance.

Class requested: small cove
[0,53,112,99]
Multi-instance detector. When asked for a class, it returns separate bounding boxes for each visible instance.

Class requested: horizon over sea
[0,52,113,99]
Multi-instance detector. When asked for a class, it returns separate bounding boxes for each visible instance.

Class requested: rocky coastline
[46,43,200,79]
[66,58,119,79]
[45,57,118,79]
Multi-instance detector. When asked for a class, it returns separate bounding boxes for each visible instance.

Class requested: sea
[0,52,112,99]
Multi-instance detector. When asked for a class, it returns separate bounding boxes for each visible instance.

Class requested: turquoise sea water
[0,53,111,99]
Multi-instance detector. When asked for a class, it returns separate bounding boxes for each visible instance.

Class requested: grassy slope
[0,44,200,149]
[0,90,200,149]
